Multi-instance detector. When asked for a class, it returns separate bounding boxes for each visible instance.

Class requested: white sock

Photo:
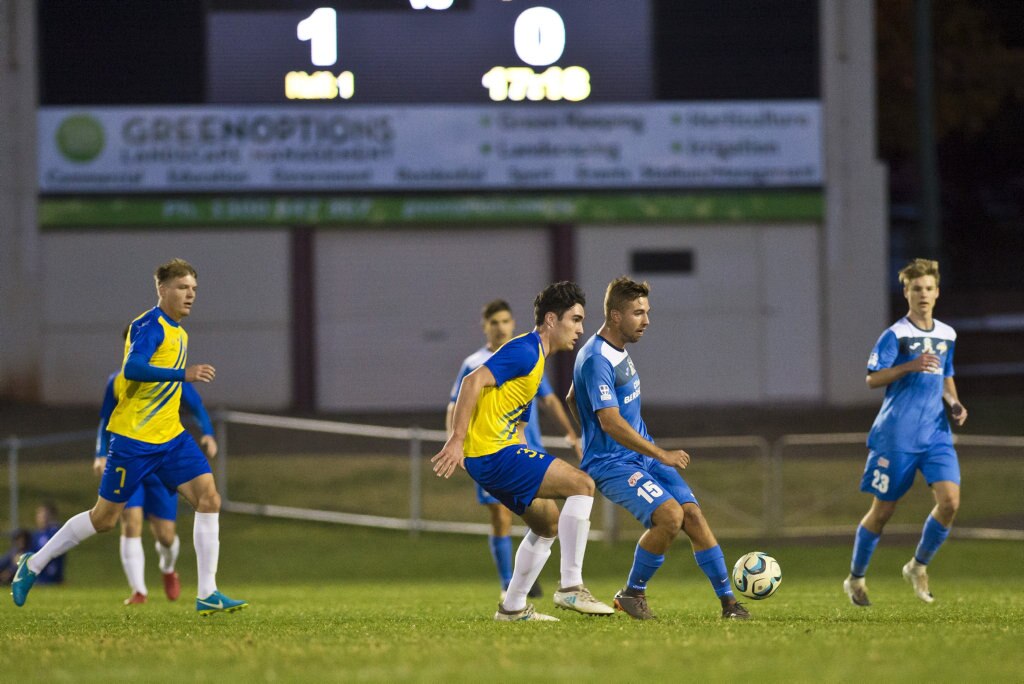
[194,512,220,598]
[27,511,97,574]
[558,495,594,589]
[120,536,147,595]
[155,535,180,574]
[502,531,554,612]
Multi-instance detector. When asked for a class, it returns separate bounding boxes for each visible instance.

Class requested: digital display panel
[206,1,654,104]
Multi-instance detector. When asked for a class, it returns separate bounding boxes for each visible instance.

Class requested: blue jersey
[867,317,957,454]
[449,343,552,453]
[573,334,650,474]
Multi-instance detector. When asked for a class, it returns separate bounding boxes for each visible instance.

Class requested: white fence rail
[5,414,1021,542]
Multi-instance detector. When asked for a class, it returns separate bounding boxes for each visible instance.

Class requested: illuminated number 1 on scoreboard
[288,8,354,100]
[482,7,591,102]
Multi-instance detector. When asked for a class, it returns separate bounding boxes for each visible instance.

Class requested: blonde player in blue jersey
[568,277,750,620]
[94,337,219,606]
[447,299,582,601]
[844,259,967,607]
[432,282,614,621]
[12,259,247,616]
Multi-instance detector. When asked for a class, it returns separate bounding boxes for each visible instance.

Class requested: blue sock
[626,544,665,593]
[489,536,513,589]
[694,546,733,598]
[914,516,950,565]
[851,525,881,577]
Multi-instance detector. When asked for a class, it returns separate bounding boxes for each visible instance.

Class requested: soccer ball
[732,551,782,600]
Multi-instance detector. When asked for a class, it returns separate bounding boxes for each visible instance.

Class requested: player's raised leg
[12,497,122,607]
[177,472,247,616]
[534,458,613,616]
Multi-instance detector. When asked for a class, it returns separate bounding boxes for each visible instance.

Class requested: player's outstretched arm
[943,377,968,426]
[596,406,689,469]
[431,365,495,479]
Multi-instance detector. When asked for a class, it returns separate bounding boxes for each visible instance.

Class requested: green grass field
[2,515,1022,683]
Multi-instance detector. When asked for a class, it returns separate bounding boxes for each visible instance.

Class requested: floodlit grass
[1,517,1022,683]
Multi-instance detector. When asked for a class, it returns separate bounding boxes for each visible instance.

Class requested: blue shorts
[588,456,698,528]
[100,431,211,505]
[859,445,960,501]
[124,473,179,521]
[464,445,556,515]
[475,483,501,506]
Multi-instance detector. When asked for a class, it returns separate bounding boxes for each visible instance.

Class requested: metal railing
[5,416,1020,542]
[4,430,95,532]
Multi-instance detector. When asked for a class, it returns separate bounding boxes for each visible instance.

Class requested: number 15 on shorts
[637,480,664,504]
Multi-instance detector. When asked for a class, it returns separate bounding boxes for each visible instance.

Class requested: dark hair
[604,276,651,317]
[154,258,197,286]
[533,281,586,326]
[481,299,512,320]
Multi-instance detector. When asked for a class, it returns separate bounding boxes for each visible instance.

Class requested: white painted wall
[314,228,549,411]
[39,230,291,409]
[576,224,821,405]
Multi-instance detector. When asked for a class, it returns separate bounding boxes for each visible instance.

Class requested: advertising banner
[39,102,823,194]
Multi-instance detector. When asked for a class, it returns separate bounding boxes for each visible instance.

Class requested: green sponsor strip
[40,192,823,227]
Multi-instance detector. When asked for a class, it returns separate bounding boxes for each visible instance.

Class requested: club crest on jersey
[628,471,643,487]
[626,358,636,376]
[599,384,612,401]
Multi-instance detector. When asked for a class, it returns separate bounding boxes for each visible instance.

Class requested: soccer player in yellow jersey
[12,259,247,616]
[433,282,614,621]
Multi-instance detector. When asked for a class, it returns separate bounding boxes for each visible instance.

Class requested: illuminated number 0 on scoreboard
[482,7,590,102]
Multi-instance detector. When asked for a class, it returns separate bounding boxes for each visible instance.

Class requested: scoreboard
[207,1,654,104]
[37,0,824,198]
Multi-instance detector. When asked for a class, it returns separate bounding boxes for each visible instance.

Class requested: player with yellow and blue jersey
[447,299,582,600]
[95,353,218,606]
[568,277,750,621]
[844,259,968,607]
[12,259,246,616]
[433,282,613,622]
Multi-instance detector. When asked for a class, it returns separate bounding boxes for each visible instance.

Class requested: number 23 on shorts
[870,468,890,494]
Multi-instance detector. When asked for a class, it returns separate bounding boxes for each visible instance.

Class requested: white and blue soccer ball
[732,551,782,600]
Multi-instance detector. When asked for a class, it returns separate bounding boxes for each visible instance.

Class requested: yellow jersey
[107,307,188,444]
[464,331,546,458]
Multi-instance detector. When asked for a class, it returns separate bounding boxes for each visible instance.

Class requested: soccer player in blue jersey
[12,259,247,616]
[94,341,219,605]
[433,282,613,621]
[844,259,967,606]
[447,299,582,600]
[568,277,750,620]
